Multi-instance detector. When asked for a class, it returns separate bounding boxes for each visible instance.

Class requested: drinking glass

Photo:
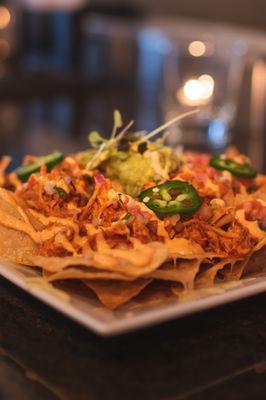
[156,20,248,153]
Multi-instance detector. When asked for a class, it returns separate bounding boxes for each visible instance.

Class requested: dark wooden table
[0,75,266,399]
[1,276,266,400]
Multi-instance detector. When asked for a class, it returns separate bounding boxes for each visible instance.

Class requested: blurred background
[0,0,265,170]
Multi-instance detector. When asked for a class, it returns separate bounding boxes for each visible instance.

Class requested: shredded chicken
[0,148,261,263]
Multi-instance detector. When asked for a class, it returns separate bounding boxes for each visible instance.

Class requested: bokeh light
[177,74,215,105]
[188,41,206,57]
[184,79,203,101]
[198,74,215,99]
[0,7,11,30]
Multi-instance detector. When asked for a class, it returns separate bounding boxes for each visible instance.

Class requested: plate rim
[0,260,266,336]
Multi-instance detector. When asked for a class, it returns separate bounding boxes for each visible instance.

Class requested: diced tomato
[196,173,207,183]
[94,174,106,184]
[206,167,217,179]
[186,152,211,167]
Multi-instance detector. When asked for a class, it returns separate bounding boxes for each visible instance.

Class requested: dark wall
[95,0,266,31]
[155,0,266,30]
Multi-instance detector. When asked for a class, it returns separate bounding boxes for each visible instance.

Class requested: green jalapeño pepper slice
[140,180,201,217]
[209,156,257,179]
[15,151,64,182]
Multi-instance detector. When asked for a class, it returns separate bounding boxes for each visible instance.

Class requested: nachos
[0,110,265,309]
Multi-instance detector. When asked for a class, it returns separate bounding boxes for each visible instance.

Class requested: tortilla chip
[254,237,266,252]
[0,190,45,231]
[0,189,39,264]
[0,188,30,221]
[0,225,38,265]
[124,281,178,311]
[146,259,202,290]
[217,259,248,282]
[195,259,233,289]
[84,279,152,309]
[165,237,205,259]
[30,241,168,277]
[0,187,264,311]
[47,267,132,282]
[230,259,249,280]
[243,246,266,276]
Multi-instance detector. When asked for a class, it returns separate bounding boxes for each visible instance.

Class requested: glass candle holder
[157,20,248,153]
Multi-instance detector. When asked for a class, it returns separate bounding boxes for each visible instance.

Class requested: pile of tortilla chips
[0,187,265,310]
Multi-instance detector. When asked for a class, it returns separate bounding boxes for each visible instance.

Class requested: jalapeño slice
[15,151,64,182]
[209,156,257,179]
[140,180,201,217]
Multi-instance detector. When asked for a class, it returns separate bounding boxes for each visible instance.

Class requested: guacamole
[105,153,154,197]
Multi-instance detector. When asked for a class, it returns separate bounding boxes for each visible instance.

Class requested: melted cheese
[0,188,32,225]
[0,205,65,244]
[156,220,204,258]
[0,207,41,242]
[235,209,265,241]
[257,199,266,207]
[54,233,77,255]
[164,237,204,258]
[204,178,220,197]
[95,232,111,252]
[28,209,79,233]
[39,226,64,242]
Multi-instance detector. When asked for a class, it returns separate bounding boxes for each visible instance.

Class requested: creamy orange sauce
[92,253,123,269]
[28,209,79,233]
[157,220,203,258]
[0,205,66,244]
[90,235,156,269]
[85,223,100,236]
[0,188,33,225]
[104,241,154,267]
[235,209,266,241]
[39,226,65,242]
[0,207,41,243]
[54,233,77,255]
[92,241,167,276]
[95,232,112,252]
[30,240,168,279]
[164,237,204,258]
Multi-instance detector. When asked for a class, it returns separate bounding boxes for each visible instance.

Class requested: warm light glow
[0,7,11,30]
[184,79,203,101]
[188,41,206,57]
[198,74,215,99]
[177,74,215,106]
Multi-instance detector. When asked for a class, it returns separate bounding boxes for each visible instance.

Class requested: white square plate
[0,259,265,336]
